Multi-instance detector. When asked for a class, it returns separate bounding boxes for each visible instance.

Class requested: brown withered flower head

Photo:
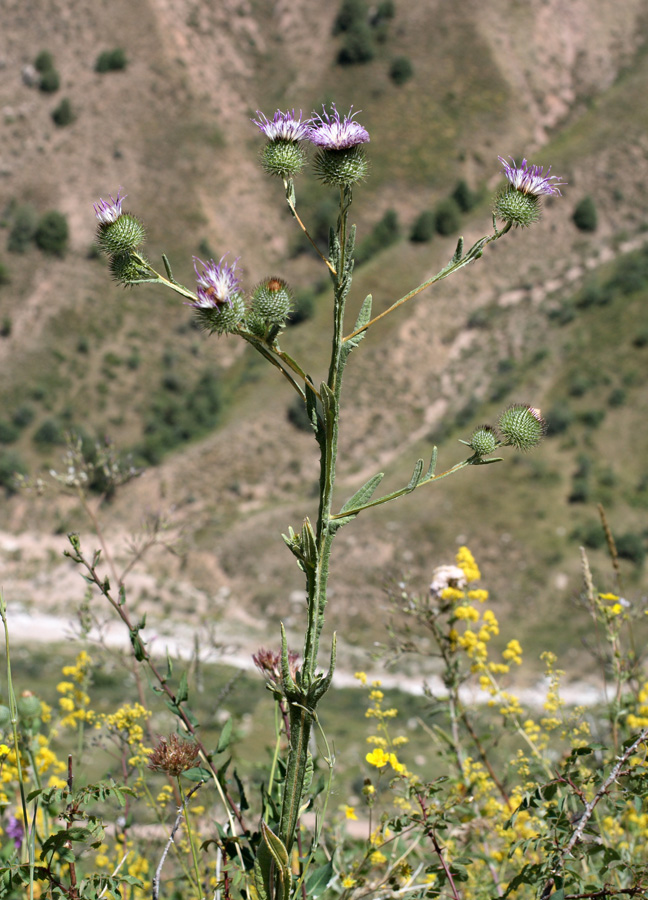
[252,647,300,694]
[148,733,200,777]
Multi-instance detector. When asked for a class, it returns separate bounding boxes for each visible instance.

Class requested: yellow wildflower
[342,805,358,820]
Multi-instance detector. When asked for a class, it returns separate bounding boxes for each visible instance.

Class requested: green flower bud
[97,213,146,255]
[194,293,246,335]
[260,140,306,179]
[109,252,152,285]
[498,404,546,451]
[469,425,498,456]
[493,188,541,228]
[313,146,368,187]
[250,277,293,327]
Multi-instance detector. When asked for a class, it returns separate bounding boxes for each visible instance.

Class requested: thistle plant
[86,105,559,891]
[1,105,588,900]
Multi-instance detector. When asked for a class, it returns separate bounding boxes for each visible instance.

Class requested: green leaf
[305,859,334,899]
[217,717,233,754]
[344,293,372,354]
[406,458,424,492]
[336,471,384,522]
[182,766,211,782]
[425,447,438,479]
[176,670,189,704]
[452,236,464,263]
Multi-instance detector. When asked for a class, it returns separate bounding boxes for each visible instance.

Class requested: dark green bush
[389,56,413,86]
[452,179,478,213]
[373,0,395,22]
[606,251,648,296]
[287,396,312,432]
[7,205,37,254]
[572,195,598,232]
[607,387,626,407]
[0,317,11,338]
[0,450,27,491]
[0,420,19,444]
[12,404,35,428]
[632,327,648,348]
[34,50,55,73]
[333,0,367,34]
[568,477,590,504]
[356,209,400,263]
[577,408,605,428]
[51,98,75,127]
[547,300,576,325]
[39,68,60,93]
[0,261,10,285]
[289,289,316,326]
[95,48,128,73]
[34,211,69,257]
[575,281,611,309]
[434,198,461,236]
[337,23,375,64]
[410,210,436,243]
[33,418,65,447]
[615,532,646,566]
[572,520,606,549]
[567,373,594,397]
[545,403,573,436]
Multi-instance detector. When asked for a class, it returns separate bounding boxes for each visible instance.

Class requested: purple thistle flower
[252,109,310,142]
[307,105,370,150]
[191,255,241,309]
[6,816,24,851]
[498,157,566,197]
[93,188,126,225]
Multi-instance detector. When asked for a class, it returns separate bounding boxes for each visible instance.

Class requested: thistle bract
[494,156,565,228]
[109,252,152,285]
[194,294,246,335]
[498,404,546,451]
[469,425,498,456]
[96,213,146,255]
[251,277,293,326]
[313,146,368,187]
[260,141,306,179]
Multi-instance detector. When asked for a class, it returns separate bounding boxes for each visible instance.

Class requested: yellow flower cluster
[56,650,93,730]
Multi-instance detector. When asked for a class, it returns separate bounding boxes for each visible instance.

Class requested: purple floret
[498,157,566,197]
[191,255,240,309]
[93,188,126,224]
[307,105,370,150]
[252,109,310,142]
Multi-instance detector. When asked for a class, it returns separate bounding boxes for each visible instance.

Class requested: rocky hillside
[1,0,648,671]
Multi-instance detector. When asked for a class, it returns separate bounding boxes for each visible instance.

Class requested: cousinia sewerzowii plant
[89,106,563,897]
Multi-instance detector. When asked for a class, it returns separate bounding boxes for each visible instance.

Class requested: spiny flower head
[498,157,565,197]
[498,404,546,451]
[307,104,370,150]
[191,255,240,310]
[252,109,310,143]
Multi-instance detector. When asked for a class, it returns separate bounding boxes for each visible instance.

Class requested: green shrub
[452,179,478,213]
[288,289,316,326]
[0,420,19,444]
[95,48,128,73]
[434,198,461,236]
[572,520,606,549]
[615,532,646,566]
[389,56,413,86]
[606,250,648,296]
[575,280,611,308]
[356,209,400,263]
[632,327,648,348]
[0,261,10,285]
[567,373,594,397]
[0,317,11,338]
[39,68,60,93]
[34,211,69,257]
[12,404,35,428]
[568,476,590,504]
[337,23,375,64]
[607,387,626,407]
[410,210,436,243]
[7,204,37,254]
[547,299,576,325]
[545,402,573,435]
[572,195,598,232]
[373,0,395,22]
[51,98,75,127]
[332,0,367,34]
[33,417,65,447]
[577,408,605,428]
[34,50,55,73]
[0,450,27,491]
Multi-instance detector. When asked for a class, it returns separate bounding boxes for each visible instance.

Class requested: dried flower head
[307,105,370,150]
[253,647,300,694]
[498,157,565,198]
[191,255,241,310]
[148,733,200,777]
[430,565,467,597]
[93,189,127,225]
[253,109,310,143]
